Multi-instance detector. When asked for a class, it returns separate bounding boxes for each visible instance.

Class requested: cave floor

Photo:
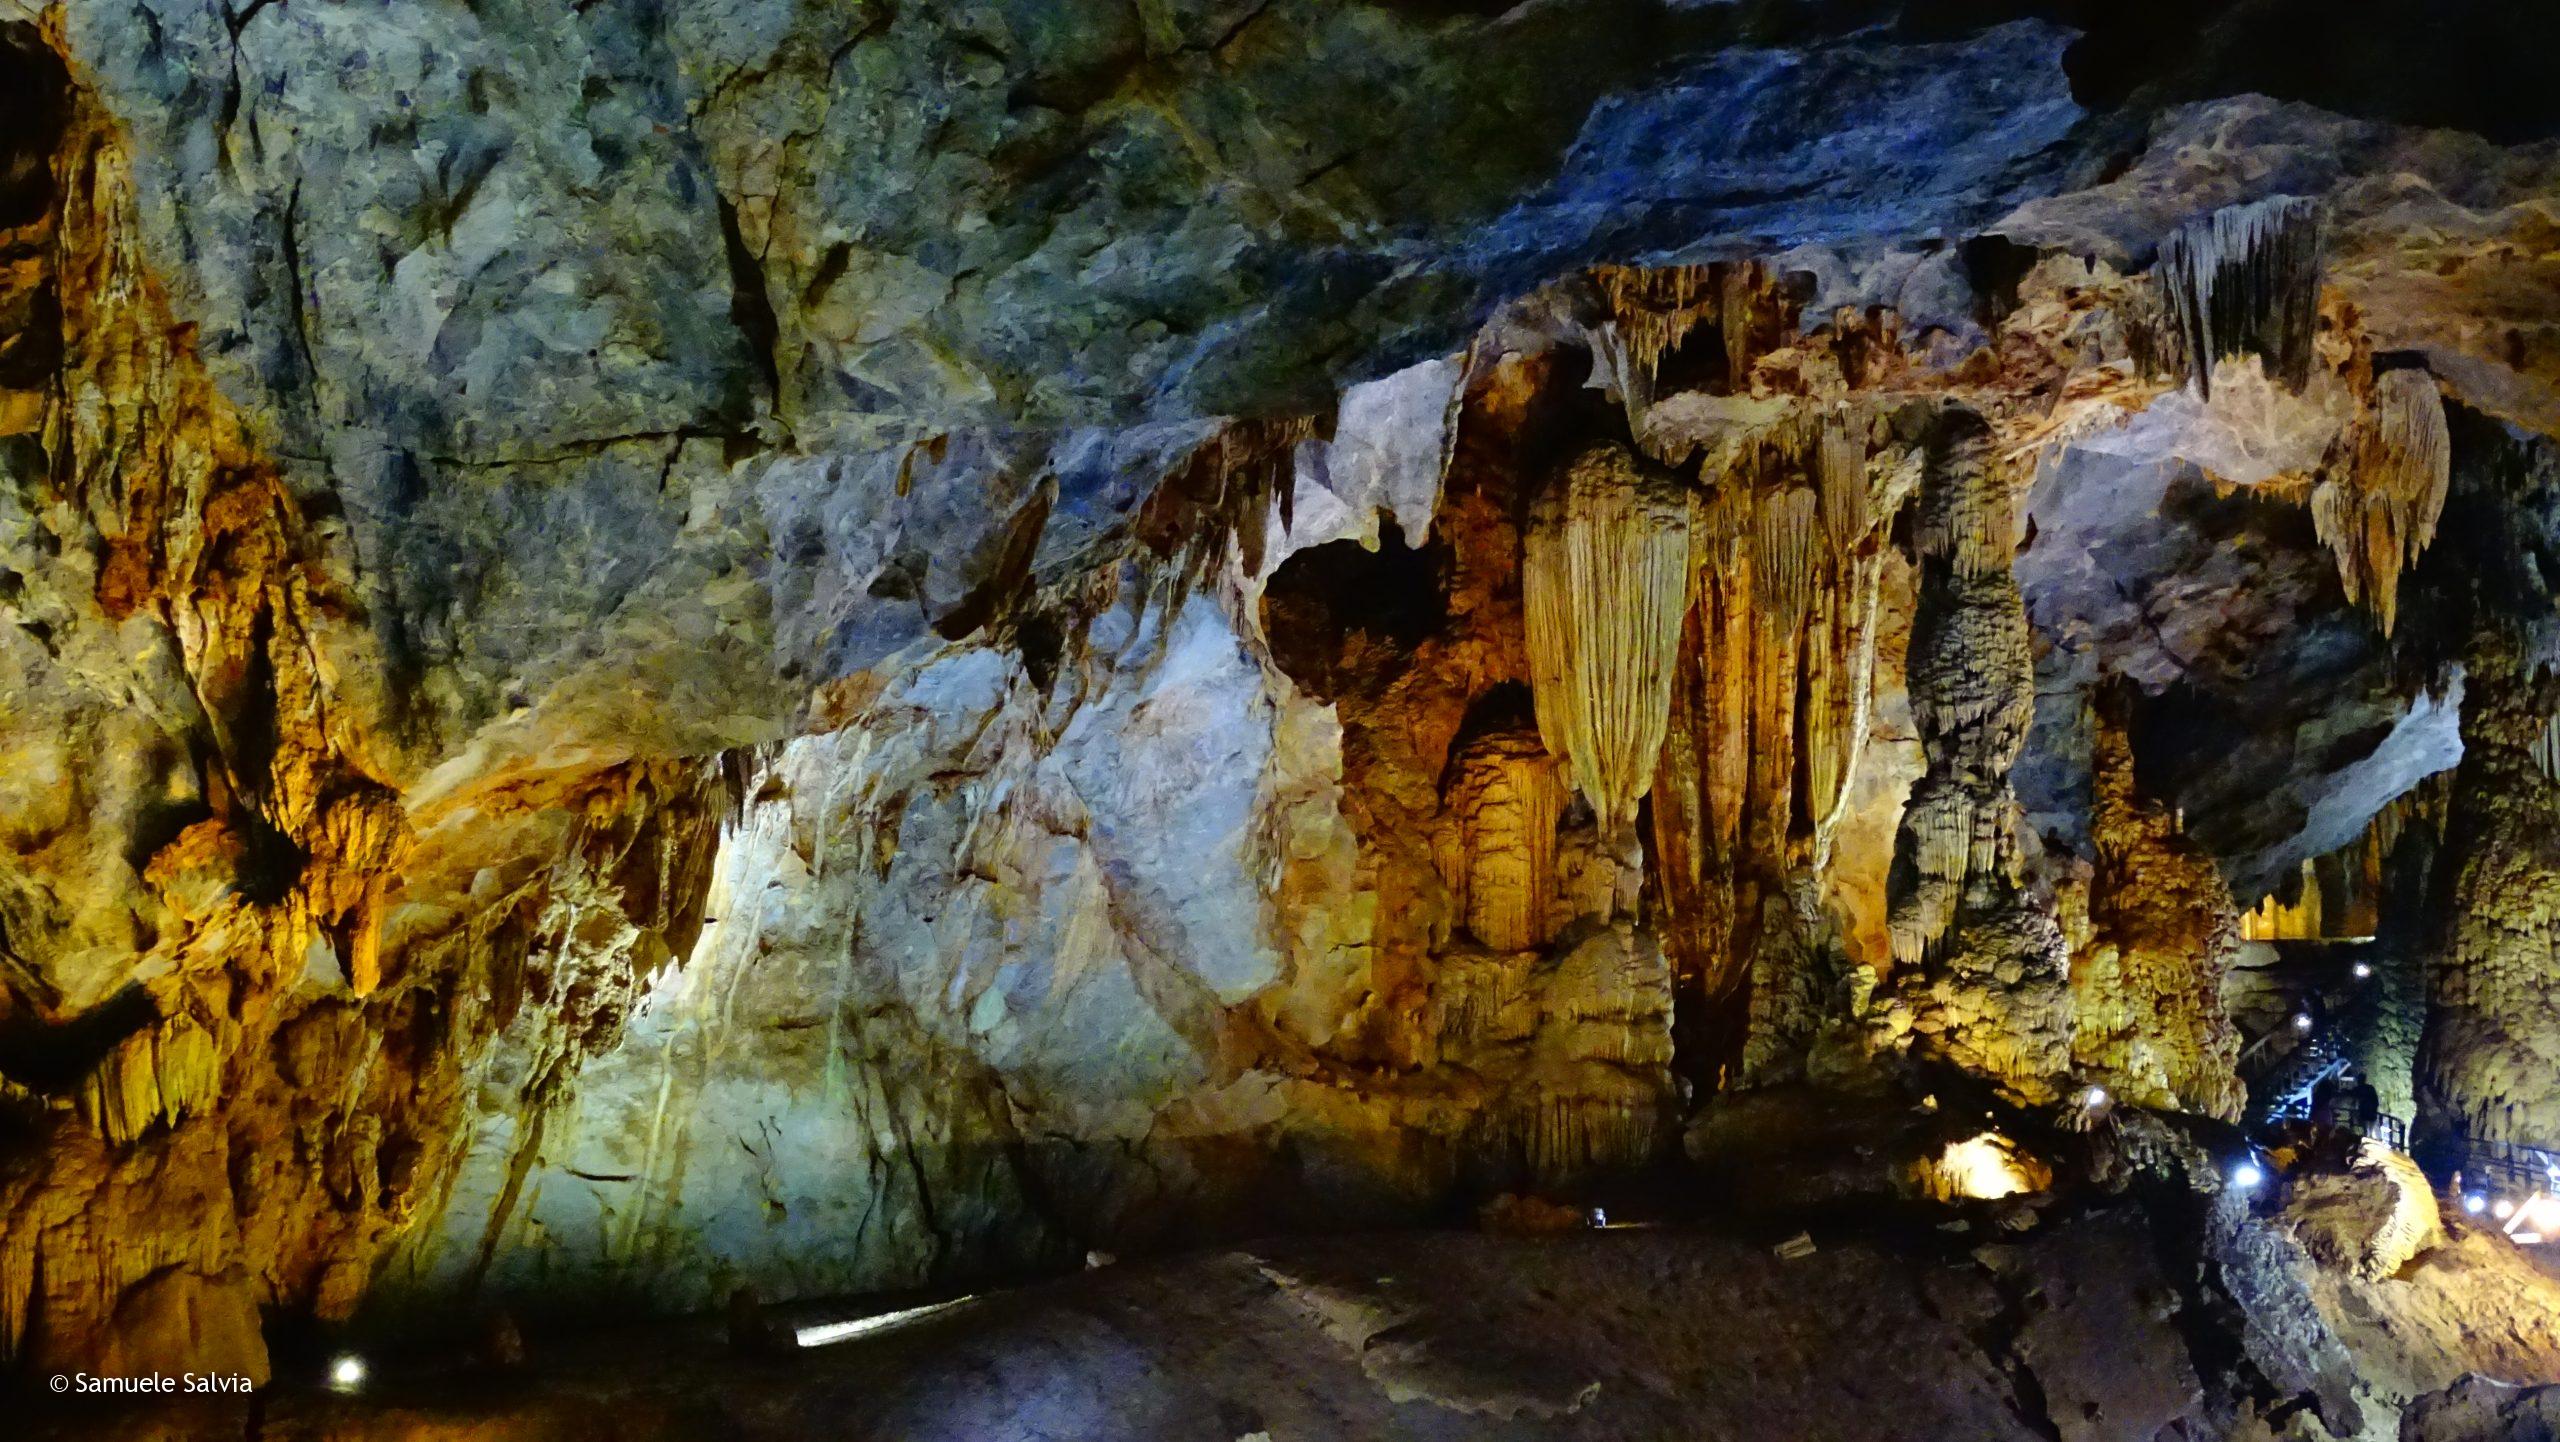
[27,1204,2560,1441]
[24,1214,2222,1442]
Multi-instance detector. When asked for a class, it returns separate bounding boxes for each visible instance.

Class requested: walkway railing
[2452,1135,2560,1195]
[2261,1096,2407,1151]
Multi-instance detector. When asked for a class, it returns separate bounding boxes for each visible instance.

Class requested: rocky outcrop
[2404,1377,2560,1442]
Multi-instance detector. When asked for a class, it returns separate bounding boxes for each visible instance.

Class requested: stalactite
[2156,195,2325,398]
[1591,264,1718,386]
[1439,729,1566,951]
[1817,411,1869,553]
[1522,441,1691,843]
[1752,485,1821,629]
[1646,407,1914,1086]
[1720,264,1790,383]
[2311,368,2452,635]
[74,1015,220,1145]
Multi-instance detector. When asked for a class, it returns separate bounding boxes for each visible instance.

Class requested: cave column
[1874,405,2073,1103]
[2073,686,2246,1119]
[2418,646,2560,1157]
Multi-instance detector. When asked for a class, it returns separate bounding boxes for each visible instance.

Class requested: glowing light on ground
[328,1354,368,1391]
[796,1297,976,1348]
[2502,1191,2560,1245]
[1923,1133,2041,1201]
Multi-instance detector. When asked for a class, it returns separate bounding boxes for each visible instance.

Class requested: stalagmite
[2073,693,2246,1120]
[1439,729,1567,951]
[2311,367,2452,635]
[1523,441,1692,843]
[1879,407,2071,1104]
[2421,651,2560,1152]
[2155,195,2325,398]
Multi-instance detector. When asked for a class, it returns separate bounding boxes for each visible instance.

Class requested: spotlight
[1590,1207,1609,1228]
[2351,961,2373,980]
[2229,1161,2266,1192]
[2292,1013,2314,1033]
[327,1354,368,1392]
[2081,1085,2109,1109]
[2465,1193,2488,1215]
[2495,1198,2517,1220]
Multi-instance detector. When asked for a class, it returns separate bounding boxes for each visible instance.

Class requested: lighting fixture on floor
[795,1297,976,1349]
[327,1353,368,1392]
[2502,1192,2560,1246]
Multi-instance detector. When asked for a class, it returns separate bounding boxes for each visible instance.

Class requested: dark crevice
[714,192,783,422]
[1260,530,1450,702]
[0,983,157,1092]
[1897,1,2560,141]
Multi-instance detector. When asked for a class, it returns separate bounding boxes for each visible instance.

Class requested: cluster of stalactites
[1143,414,1327,602]
[74,1015,221,1145]
[2536,714,2560,783]
[2311,368,2453,636]
[1524,441,1693,843]
[2238,858,2331,942]
[1583,262,1794,429]
[1651,406,1910,1021]
[2155,195,2326,399]
[1591,265,1719,386]
[2239,845,2382,942]
[1438,729,1567,951]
